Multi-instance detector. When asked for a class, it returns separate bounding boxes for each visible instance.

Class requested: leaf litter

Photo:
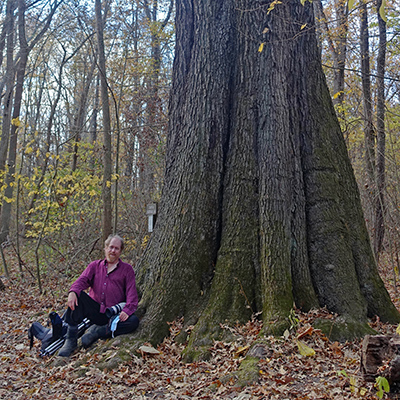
[1,256,400,399]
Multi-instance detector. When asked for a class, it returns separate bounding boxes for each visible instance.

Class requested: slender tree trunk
[90,72,100,144]
[360,0,375,186]
[124,7,139,186]
[314,0,348,107]
[31,66,46,143]
[0,0,29,243]
[0,0,10,69]
[333,0,348,107]
[89,72,99,172]
[0,0,60,243]
[140,0,173,192]
[374,0,386,258]
[141,0,160,192]
[71,60,96,171]
[0,0,16,174]
[137,0,399,350]
[95,0,112,244]
[28,52,66,212]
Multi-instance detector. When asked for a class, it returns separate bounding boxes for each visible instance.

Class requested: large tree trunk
[136,0,399,350]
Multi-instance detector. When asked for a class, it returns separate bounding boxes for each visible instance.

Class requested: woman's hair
[105,234,124,251]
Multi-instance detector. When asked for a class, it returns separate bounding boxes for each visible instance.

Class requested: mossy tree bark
[136,0,399,349]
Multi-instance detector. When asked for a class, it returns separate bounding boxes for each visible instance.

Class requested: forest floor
[1,255,400,399]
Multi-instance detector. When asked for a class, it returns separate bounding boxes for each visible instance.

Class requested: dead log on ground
[361,334,400,386]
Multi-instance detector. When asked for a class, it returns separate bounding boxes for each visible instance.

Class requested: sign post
[146,203,158,233]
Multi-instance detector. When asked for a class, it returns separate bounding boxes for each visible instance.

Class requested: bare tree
[95,0,112,243]
[374,0,387,258]
[0,0,17,174]
[139,0,173,191]
[360,0,376,186]
[314,0,348,108]
[0,0,60,244]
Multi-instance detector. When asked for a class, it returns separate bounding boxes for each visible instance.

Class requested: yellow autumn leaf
[348,0,355,10]
[359,387,367,396]
[379,0,387,22]
[396,323,400,335]
[301,23,307,30]
[296,340,315,356]
[11,117,21,126]
[23,387,38,396]
[142,235,150,249]
[235,345,250,357]
[350,376,357,393]
[333,91,343,99]
[258,42,265,53]
[267,0,282,14]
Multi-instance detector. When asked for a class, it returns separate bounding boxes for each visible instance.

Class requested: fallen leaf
[296,340,315,357]
[235,345,250,357]
[297,325,313,340]
[138,345,160,355]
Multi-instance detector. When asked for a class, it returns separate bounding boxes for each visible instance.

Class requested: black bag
[28,311,67,353]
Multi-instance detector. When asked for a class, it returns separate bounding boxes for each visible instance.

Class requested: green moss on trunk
[221,357,260,388]
[313,316,377,342]
[135,0,399,350]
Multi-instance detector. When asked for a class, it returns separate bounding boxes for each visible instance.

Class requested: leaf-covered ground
[1,257,400,399]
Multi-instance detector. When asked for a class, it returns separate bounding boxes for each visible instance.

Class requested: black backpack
[28,311,67,353]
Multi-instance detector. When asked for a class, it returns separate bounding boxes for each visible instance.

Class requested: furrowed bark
[136,0,399,350]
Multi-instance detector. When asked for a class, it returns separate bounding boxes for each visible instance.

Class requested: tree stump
[361,335,400,386]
